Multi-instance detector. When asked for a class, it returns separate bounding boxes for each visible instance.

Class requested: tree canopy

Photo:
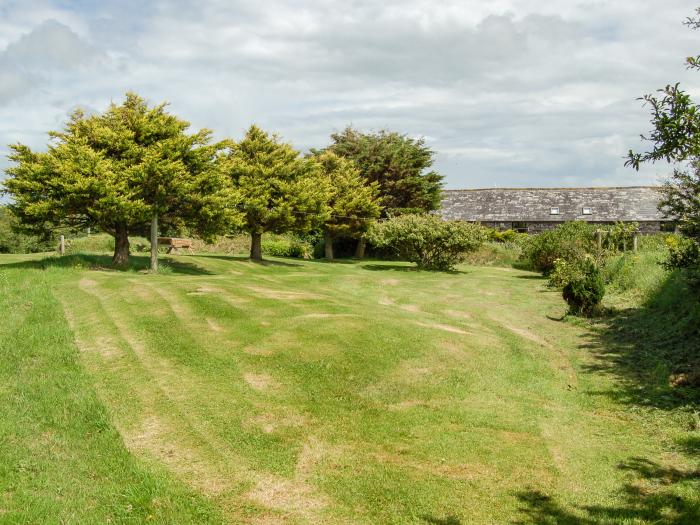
[626,9,700,244]
[224,125,329,260]
[313,151,382,259]
[3,92,239,266]
[325,127,444,216]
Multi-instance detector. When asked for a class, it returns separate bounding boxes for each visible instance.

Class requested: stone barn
[440,186,672,233]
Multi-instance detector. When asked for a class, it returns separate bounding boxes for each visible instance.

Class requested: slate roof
[440,186,667,222]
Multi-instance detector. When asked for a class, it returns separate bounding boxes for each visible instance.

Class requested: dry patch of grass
[244,372,280,392]
[246,285,323,301]
[413,320,470,335]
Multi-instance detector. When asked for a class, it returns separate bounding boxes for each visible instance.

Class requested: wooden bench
[157,237,194,254]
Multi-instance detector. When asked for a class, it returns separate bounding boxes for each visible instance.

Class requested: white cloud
[0,0,698,195]
[0,19,106,105]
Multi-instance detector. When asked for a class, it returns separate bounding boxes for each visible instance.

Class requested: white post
[59,235,65,256]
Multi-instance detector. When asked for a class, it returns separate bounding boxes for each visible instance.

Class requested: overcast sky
[0,0,698,193]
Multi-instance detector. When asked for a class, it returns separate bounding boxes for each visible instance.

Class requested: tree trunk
[150,213,158,272]
[250,232,263,261]
[112,223,130,267]
[355,236,367,259]
[324,230,334,260]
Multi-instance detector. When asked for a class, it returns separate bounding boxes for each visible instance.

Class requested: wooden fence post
[633,230,639,252]
[150,214,158,273]
[59,235,65,256]
[595,230,602,252]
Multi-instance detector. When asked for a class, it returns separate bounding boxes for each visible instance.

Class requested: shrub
[0,206,55,253]
[463,241,522,267]
[65,234,115,254]
[664,234,700,270]
[637,233,670,252]
[367,214,487,271]
[600,222,639,251]
[548,257,581,289]
[261,236,313,259]
[488,228,518,243]
[663,234,700,290]
[190,235,252,255]
[522,221,596,274]
[556,256,605,316]
[63,234,151,255]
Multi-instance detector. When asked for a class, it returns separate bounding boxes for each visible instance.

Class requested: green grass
[0,256,223,524]
[595,247,700,410]
[0,251,698,523]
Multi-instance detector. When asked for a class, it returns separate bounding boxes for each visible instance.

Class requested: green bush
[637,233,671,252]
[367,214,487,271]
[261,236,313,259]
[522,221,596,274]
[663,235,700,289]
[65,234,115,254]
[548,257,581,289]
[190,235,252,255]
[463,241,522,267]
[664,234,700,270]
[599,222,638,251]
[0,206,55,253]
[488,228,518,243]
[555,256,605,316]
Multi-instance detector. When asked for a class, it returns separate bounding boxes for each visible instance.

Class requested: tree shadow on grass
[361,263,418,272]
[192,254,302,267]
[515,274,547,280]
[513,271,700,524]
[420,515,462,524]
[305,258,357,265]
[361,263,470,275]
[514,458,700,524]
[578,270,700,411]
[0,253,213,275]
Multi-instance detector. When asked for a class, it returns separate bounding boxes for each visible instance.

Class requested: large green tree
[314,151,382,259]
[325,127,444,216]
[225,125,329,260]
[627,9,700,242]
[3,93,239,269]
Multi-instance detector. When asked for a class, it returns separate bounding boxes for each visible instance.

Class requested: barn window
[512,221,528,233]
[550,207,560,215]
[582,207,592,215]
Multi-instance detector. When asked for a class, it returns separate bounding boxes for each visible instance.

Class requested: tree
[626,9,700,243]
[3,93,240,268]
[325,127,444,216]
[225,125,329,261]
[0,206,55,254]
[314,151,382,259]
[660,164,700,241]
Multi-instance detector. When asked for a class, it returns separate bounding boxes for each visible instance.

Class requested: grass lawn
[0,251,698,524]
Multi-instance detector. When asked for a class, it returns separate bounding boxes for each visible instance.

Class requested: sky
[0,0,698,194]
